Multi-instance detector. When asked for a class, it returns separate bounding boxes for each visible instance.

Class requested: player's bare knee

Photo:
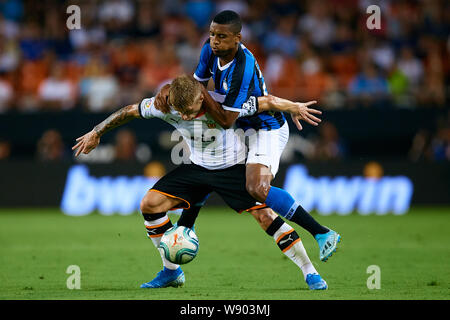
[246,180,270,203]
[140,191,163,213]
[246,164,273,202]
[139,197,155,213]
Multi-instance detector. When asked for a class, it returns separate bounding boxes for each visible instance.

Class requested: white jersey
[139,92,247,170]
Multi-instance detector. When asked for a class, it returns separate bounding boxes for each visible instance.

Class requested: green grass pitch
[0,207,449,300]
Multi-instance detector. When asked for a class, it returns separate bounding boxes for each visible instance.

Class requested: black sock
[141,212,173,238]
[142,212,167,222]
[265,216,285,236]
[177,205,201,229]
[177,194,209,228]
[289,205,329,237]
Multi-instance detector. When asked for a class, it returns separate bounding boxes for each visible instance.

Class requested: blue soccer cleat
[140,267,185,288]
[306,273,328,290]
[315,229,341,262]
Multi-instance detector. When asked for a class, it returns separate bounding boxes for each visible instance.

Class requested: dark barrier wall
[1,160,448,214]
[0,108,447,158]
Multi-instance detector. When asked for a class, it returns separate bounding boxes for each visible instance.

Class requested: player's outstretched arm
[199,85,239,129]
[72,103,140,156]
[257,95,322,131]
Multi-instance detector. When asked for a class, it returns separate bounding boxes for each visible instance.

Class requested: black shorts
[150,164,264,213]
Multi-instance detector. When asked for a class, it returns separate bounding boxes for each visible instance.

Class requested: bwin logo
[283,165,413,215]
[61,165,159,216]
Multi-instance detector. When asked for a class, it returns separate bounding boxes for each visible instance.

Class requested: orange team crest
[207,121,216,129]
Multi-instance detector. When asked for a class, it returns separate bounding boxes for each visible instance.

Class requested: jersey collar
[217,57,234,71]
[194,107,206,118]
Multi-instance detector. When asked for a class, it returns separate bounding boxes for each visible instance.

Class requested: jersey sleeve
[139,97,166,119]
[193,40,213,82]
[207,90,257,117]
[222,49,256,113]
[237,96,259,118]
[207,90,225,103]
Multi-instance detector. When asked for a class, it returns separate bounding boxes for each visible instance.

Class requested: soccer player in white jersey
[73,75,328,290]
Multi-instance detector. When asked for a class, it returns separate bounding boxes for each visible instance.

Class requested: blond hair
[168,75,202,112]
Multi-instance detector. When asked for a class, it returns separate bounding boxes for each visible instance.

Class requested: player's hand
[154,84,171,113]
[289,101,322,131]
[72,130,100,157]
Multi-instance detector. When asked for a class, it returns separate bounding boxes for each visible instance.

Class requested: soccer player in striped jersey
[72,75,327,290]
[155,10,341,263]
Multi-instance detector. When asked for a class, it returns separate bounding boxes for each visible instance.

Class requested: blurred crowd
[0,0,448,114]
[408,110,450,162]
[0,0,449,163]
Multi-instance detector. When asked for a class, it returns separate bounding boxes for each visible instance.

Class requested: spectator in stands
[298,44,332,102]
[138,40,183,94]
[321,76,347,110]
[36,129,66,161]
[397,47,424,88]
[184,0,215,29]
[19,22,46,61]
[0,139,11,160]
[263,51,285,88]
[38,62,76,110]
[79,58,119,112]
[0,71,13,112]
[133,0,161,38]
[175,19,202,73]
[409,112,450,162]
[0,35,20,73]
[263,14,299,57]
[387,66,411,108]
[417,49,446,107]
[430,127,450,161]
[68,7,107,53]
[16,49,51,112]
[98,0,135,37]
[348,62,390,107]
[114,128,137,161]
[430,112,450,161]
[0,0,24,22]
[370,39,395,72]
[0,12,20,40]
[330,23,356,55]
[298,1,335,49]
[215,0,249,17]
[312,121,346,161]
[408,129,433,162]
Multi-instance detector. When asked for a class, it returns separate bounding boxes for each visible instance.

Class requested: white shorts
[245,121,289,178]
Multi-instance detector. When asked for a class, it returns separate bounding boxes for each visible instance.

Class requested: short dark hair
[212,10,242,34]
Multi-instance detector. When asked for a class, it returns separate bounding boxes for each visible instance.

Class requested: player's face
[209,22,241,58]
[176,92,204,121]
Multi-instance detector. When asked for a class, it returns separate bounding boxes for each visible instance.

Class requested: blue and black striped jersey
[194,40,286,131]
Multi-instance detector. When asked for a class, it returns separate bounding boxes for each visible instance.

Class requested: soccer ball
[158,226,199,264]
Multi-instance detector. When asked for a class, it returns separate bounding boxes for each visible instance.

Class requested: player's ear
[235,32,242,43]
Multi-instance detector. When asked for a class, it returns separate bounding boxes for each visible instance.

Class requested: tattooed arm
[72,103,140,157]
